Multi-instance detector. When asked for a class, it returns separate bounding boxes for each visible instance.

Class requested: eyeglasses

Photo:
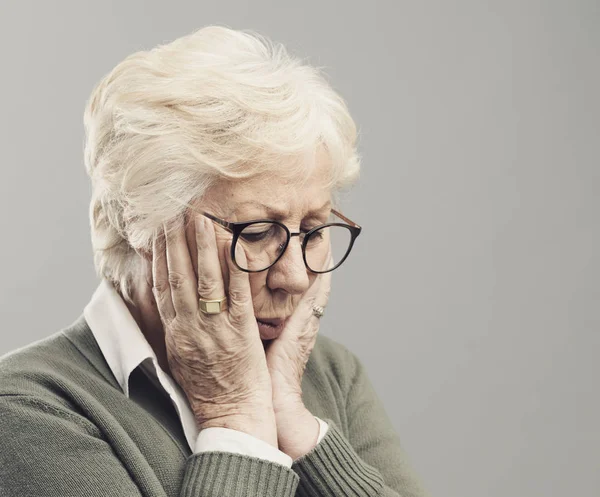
[202,209,362,273]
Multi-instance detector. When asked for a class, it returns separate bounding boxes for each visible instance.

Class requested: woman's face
[185,153,332,341]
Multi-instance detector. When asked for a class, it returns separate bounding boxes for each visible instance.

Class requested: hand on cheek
[153,216,278,447]
[218,233,234,298]
[264,264,331,459]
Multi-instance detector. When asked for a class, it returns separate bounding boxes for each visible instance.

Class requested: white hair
[84,26,360,303]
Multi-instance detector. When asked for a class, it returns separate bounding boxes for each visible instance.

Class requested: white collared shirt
[83,279,328,468]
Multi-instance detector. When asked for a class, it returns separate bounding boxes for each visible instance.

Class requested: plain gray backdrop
[1,1,598,496]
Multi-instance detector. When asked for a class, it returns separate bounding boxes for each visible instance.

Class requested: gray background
[0,1,598,496]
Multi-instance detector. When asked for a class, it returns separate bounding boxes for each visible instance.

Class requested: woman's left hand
[264,260,332,460]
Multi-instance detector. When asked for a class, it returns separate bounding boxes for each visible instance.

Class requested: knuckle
[176,305,195,319]
[197,279,221,298]
[227,302,249,324]
[228,288,251,307]
[166,327,197,359]
[152,280,170,295]
[167,271,187,290]
[305,295,318,308]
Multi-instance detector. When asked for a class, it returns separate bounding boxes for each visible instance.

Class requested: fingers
[306,264,331,304]
[226,241,254,322]
[313,252,334,310]
[195,215,226,301]
[316,268,332,309]
[152,232,175,322]
[164,219,198,315]
[320,250,334,303]
[293,269,332,330]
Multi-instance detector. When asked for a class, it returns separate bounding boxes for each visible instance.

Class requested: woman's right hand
[151,214,277,447]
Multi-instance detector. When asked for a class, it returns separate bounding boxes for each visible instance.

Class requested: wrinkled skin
[139,152,333,455]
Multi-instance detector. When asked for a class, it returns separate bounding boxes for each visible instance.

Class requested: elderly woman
[0,27,426,497]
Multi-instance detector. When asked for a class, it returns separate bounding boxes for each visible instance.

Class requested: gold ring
[199,296,228,314]
[312,305,325,319]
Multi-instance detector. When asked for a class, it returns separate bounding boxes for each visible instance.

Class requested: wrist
[199,410,278,449]
[272,390,304,417]
[275,406,320,460]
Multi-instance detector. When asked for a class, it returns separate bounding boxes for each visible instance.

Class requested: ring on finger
[199,296,228,314]
[312,305,325,319]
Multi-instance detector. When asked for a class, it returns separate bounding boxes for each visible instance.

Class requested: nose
[266,237,310,296]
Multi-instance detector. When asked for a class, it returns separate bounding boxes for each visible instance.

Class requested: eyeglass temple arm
[202,211,233,232]
[332,209,361,229]
[204,209,359,231]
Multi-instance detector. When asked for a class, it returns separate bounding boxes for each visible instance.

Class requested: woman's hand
[265,258,332,458]
[152,215,277,447]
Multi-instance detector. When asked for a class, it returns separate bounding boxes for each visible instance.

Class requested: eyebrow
[234,200,331,218]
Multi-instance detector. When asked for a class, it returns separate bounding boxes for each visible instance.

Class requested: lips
[256,317,287,340]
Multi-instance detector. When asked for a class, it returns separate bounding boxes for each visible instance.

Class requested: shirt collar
[83,279,201,450]
[83,279,157,397]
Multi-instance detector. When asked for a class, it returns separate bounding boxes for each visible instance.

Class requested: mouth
[256,317,287,341]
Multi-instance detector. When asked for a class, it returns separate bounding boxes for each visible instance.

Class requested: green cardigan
[0,315,427,497]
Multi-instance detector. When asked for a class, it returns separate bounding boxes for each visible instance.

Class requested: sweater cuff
[291,418,385,497]
[182,452,299,497]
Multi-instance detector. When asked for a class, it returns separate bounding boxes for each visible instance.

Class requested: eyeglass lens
[236,222,353,272]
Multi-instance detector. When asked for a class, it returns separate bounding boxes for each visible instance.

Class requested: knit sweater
[0,315,427,497]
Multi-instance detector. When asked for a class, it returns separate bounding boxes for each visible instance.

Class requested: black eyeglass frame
[202,209,362,274]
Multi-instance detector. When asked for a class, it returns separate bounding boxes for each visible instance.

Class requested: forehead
[202,151,333,219]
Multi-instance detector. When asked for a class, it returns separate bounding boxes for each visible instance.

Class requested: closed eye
[241,231,270,242]
[240,223,278,242]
